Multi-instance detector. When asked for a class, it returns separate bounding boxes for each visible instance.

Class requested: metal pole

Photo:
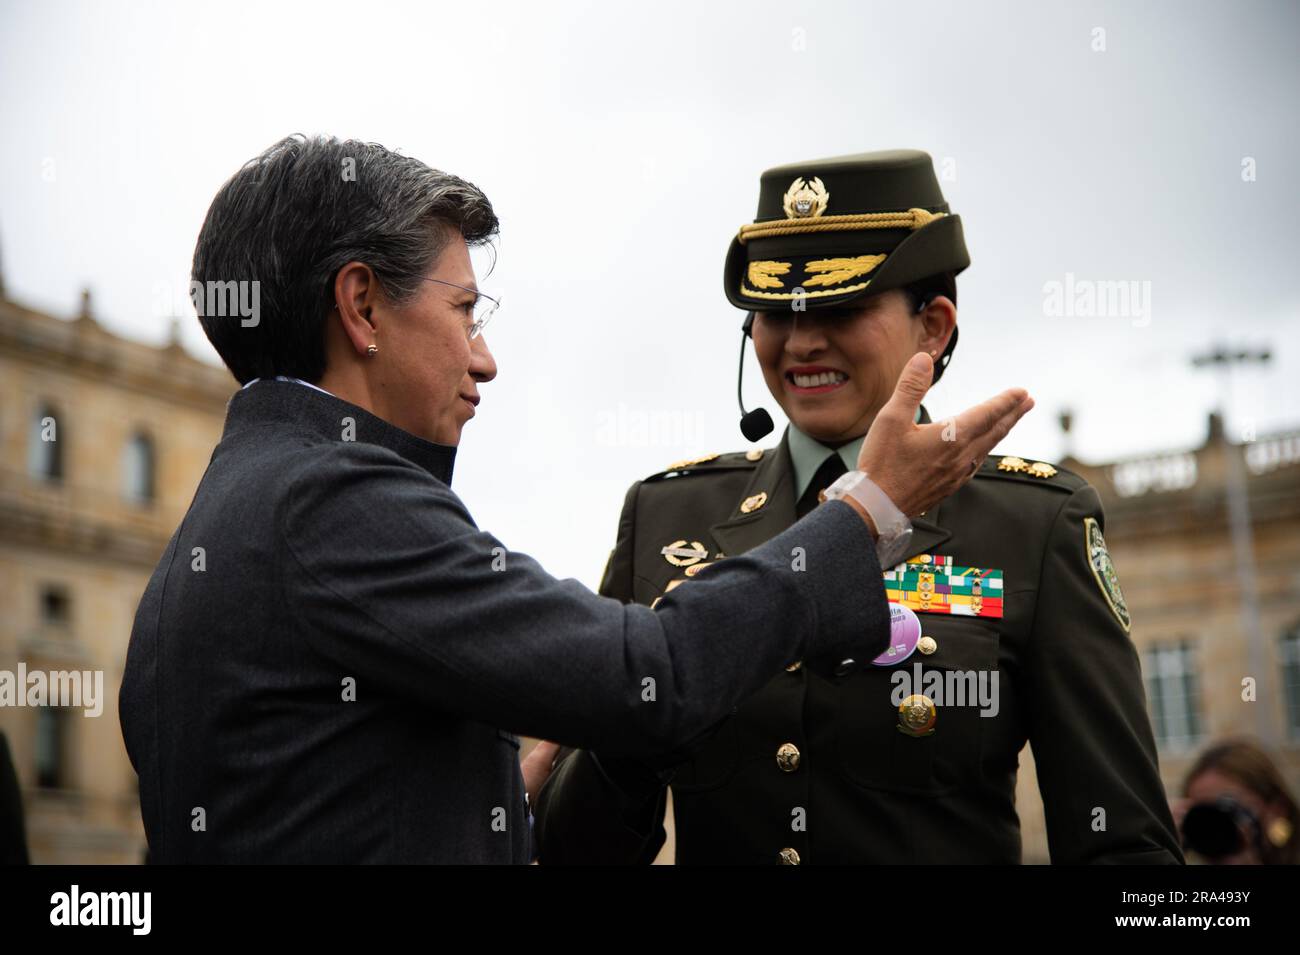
[1192,345,1274,745]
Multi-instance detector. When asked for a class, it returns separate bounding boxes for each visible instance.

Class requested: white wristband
[821,470,914,569]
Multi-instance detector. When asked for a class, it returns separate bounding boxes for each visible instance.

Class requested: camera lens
[1182,796,1254,859]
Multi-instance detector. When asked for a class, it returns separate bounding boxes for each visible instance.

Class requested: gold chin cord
[736,207,946,245]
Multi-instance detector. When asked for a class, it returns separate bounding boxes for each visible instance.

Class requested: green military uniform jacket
[535,417,1183,865]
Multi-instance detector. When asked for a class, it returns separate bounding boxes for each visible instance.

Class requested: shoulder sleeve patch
[1084,516,1131,633]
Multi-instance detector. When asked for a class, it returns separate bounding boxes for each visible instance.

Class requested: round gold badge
[898,694,937,737]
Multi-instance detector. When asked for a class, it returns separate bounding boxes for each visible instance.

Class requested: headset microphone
[737,311,774,442]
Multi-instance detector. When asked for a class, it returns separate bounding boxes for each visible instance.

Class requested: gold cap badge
[782,176,830,219]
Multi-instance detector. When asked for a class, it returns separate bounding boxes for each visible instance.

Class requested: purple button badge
[872,603,921,666]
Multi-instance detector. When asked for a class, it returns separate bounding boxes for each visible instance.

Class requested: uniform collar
[786,404,929,501]
[710,404,945,563]
[787,424,865,501]
[223,379,457,485]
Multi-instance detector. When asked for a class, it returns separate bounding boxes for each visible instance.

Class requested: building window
[122,431,155,504]
[1144,640,1203,751]
[40,584,72,630]
[1282,624,1300,740]
[35,706,70,790]
[27,403,63,482]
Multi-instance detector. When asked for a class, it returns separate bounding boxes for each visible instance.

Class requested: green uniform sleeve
[1025,484,1184,864]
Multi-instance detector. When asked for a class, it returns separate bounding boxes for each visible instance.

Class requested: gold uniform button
[745,448,764,461]
[898,693,937,737]
[776,742,801,772]
[918,635,937,655]
[785,660,802,672]
[778,847,801,865]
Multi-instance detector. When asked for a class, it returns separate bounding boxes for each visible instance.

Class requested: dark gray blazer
[119,380,888,863]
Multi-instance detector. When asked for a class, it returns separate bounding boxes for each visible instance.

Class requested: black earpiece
[737,311,774,442]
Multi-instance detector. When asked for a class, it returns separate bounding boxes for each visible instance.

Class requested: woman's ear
[917,294,957,358]
[333,261,382,357]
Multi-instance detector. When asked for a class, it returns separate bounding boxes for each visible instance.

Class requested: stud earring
[367,344,378,356]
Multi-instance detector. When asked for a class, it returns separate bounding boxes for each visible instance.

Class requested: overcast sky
[2,0,1297,585]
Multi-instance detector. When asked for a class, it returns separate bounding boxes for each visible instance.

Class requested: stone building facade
[0,289,232,863]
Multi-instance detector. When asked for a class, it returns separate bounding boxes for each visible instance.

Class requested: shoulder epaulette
[643,447,768,483]
[977,455,1085,492]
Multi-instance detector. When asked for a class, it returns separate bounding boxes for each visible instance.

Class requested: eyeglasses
[418,277,502,340]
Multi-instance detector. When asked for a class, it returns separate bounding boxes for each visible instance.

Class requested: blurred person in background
[1176,738,1298,865]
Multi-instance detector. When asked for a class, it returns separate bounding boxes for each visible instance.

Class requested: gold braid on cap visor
[737,207,947,300]
[736,206,946,244]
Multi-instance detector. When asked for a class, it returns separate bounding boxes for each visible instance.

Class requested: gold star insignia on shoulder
[996,455,1059,479]
[740,491,768,514]
[666,452,720,470]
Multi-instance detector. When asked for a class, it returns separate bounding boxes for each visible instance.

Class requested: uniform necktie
[796,452,849,519]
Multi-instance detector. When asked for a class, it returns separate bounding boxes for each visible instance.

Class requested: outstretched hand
[857,352,1034,517]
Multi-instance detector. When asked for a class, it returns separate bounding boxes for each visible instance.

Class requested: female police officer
[534,150,1182,865]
